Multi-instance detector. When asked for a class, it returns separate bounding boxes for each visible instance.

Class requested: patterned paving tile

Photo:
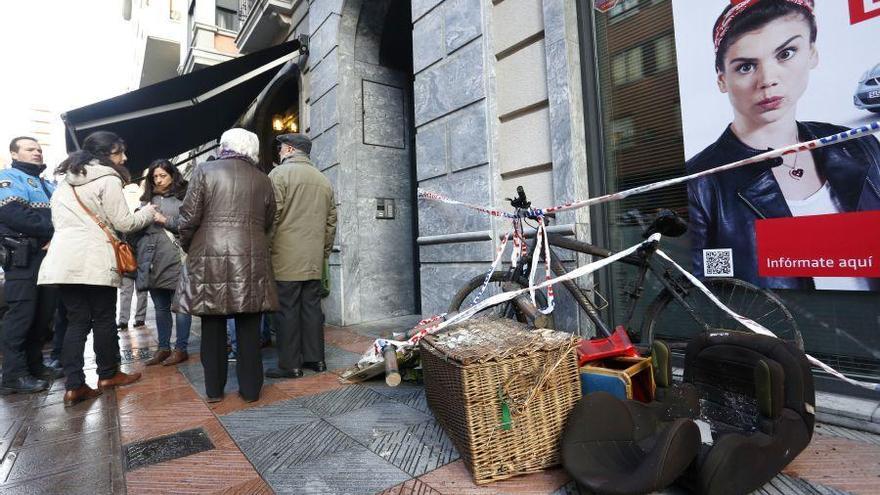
[273,371,350,399]
[5,428,115,483]
[119,395,214,444]
[783,433,880,494]
[21,407,115,447]
[0,458,120,495]
[378,478,446,495]
[237,419,357,473]
[360,381,431,414]
[117,384,200,415]
[368,420,460,477]
[325,327,378,354]
[418,461,570,495]
[263,443,411,495]
[297,384,387,417]
[324,344,363,372]
[755,474,851,495]
[124,447,260,494]
[217,476,275,494]
[326,401,434,444]
[219,398,321,443]
[208,384,291,415]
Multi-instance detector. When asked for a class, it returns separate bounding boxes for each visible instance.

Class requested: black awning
[62,39,302,176]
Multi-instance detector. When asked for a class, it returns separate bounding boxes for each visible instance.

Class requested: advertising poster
[671,0,880,291]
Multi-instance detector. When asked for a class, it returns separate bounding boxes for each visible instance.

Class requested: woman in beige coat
[38,131,156,406]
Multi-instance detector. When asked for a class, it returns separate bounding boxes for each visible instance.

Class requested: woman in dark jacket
[174,128,279,403]
[132,159,192,366]
[687,0,880,291]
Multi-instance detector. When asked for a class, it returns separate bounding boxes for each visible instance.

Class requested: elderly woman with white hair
[174,128,279,402]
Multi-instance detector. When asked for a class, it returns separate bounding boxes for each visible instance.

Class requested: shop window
[582,0,880,380]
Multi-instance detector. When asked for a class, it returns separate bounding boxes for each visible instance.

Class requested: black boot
[304,361,327,372]
[0,375,50,394]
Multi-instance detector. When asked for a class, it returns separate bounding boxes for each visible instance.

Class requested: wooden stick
[383,345,401,387]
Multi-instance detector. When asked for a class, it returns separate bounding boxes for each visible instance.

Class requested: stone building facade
[233,0,594,328]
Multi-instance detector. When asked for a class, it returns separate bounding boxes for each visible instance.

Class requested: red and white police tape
[363,122,880,392]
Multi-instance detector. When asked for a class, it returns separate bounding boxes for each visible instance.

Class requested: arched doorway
[335,0,419,323]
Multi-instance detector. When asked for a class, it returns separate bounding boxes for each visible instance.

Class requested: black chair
[562,331,815,495]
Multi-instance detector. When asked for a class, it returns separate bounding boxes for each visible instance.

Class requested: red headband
[714,0,814,53]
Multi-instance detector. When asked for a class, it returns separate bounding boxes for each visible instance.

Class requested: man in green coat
[265,133,337,378]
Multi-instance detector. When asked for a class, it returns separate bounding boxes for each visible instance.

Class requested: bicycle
[448,187,803,351]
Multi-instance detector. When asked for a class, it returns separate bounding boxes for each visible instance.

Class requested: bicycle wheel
[448,271,552,325]
[641,278,802,350]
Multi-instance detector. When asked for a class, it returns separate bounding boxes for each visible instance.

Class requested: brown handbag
[72,187,138,274]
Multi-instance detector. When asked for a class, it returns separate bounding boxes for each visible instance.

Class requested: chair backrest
[682,331,815,437]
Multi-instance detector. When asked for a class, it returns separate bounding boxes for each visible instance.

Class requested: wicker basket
[420,318,581,484]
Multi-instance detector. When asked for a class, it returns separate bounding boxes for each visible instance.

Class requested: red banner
[756,211,880,277]
[849,0,880,25]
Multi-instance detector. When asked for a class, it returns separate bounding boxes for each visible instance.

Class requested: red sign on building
[849,0,880,25]
[756,211,880,278]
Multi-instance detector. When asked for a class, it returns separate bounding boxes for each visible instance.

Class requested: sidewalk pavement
[0,314,878,494]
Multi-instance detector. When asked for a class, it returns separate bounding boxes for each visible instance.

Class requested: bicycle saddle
[643,209,687,239]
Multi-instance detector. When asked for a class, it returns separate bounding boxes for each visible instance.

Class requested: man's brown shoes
[98,371,142,390]
[162,350,188,366]
[63,385,102,407]
[145,350,171,366]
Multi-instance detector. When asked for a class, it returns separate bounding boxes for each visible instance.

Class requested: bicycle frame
[500,221,715,341]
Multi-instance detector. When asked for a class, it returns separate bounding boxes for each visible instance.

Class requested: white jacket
[38,161,154,288]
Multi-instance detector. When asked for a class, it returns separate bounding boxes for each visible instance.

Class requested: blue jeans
[227,313,272,352]
[149,289,191,351]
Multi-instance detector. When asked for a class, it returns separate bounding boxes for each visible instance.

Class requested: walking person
[38,131,157,406]
[265,134,337,378]
[0,136,61,394]
[175,128,279,402]
[131,159,192,366]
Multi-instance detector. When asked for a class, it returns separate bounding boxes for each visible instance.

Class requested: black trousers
[51,301,68,362]
[59,285,120,390]
[274,280,324,371]
[0,263,57,382]
[201,314,263,401]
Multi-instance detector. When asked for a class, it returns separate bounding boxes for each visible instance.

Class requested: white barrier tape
[419,122,880,218]
[471,231,511,306]
[656,250,880,393]
[357,234,659,366]
[527,218,555,314]
[417,189,519,218]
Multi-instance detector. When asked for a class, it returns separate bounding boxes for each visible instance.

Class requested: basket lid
[422,317,577,365]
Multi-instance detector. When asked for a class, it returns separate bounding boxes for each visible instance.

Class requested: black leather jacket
[687,121,880,290]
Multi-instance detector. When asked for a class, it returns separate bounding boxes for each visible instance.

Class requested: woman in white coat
[38,131,157,406]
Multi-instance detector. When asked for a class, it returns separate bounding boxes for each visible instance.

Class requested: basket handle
[500,340,577,418]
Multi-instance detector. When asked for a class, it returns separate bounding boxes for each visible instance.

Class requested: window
[611,47,643,86]
[654,34,675,72]
[215,0,240,30]
[216,7,239,30]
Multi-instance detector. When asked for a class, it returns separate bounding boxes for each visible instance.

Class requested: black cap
[276,133,312,155]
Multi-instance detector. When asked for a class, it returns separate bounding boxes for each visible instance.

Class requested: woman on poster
[686,0,880,290]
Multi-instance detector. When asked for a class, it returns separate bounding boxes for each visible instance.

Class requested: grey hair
[219,128,259,162]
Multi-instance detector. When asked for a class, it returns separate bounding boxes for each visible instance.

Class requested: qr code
[703,248,733,277]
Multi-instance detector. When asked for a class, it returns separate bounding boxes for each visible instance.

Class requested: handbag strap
[71,186,119,244]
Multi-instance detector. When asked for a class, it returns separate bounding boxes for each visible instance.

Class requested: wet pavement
[0,314,878,494]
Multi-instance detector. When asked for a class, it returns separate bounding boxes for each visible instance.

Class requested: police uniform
[0,160,57,387]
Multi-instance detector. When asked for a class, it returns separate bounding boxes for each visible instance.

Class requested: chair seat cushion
[562,392,700,495]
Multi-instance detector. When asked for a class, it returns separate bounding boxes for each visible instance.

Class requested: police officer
[0,136,59,394]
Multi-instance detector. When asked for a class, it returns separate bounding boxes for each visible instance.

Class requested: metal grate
[124,428,215,472]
